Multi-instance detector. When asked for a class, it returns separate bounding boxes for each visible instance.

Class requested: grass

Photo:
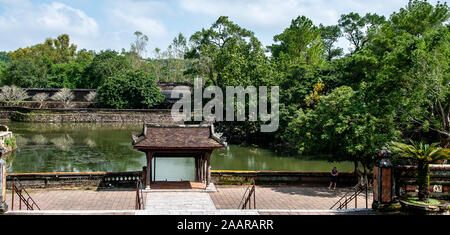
[406,198,441,206]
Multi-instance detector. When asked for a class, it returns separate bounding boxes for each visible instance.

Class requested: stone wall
[395,165,450,199]
[3,109,181,124]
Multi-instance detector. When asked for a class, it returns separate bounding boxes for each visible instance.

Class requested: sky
[0,0,442,57]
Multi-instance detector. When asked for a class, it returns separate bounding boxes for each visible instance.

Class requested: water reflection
[4,122,356,180]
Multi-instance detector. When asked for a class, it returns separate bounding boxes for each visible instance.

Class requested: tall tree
[319,24,343,61]
[185,16,270,87]
[270,16,326,66]
[360,0,449,146]
[130,31,149,58]
[338,13,385,53]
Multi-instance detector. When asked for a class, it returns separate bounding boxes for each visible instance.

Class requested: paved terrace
[4,185,374,215]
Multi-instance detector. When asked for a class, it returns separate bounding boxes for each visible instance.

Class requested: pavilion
[132,123,227,190]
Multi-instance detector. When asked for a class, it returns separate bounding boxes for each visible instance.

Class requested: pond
[3,122,355,181]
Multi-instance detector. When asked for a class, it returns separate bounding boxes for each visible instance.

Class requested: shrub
[4,136,17,149]
[97,70,164,109]
[32,93,49,108]
[51,88,74,108]
[0,85,30,105]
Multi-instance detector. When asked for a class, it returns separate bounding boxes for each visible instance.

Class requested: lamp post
[372,147,397,210]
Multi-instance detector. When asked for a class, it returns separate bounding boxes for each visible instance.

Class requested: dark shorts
[331,176,337,183]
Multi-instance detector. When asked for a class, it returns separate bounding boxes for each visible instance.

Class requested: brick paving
[5,189,142,211]
[4,185,374,214]
[210,186,373,210]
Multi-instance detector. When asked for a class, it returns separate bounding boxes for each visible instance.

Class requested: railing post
[11,183,14,211]
[254,185,256,210]
[366,184,368,209]
[0,159,7,214]
[355,187,357,209]
[19,188,22,210]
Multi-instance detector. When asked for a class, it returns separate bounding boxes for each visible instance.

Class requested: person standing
[329,167,338,191]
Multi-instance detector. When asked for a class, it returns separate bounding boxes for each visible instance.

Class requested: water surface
[4,122,355,181]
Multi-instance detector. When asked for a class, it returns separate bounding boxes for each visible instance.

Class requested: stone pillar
[0,159,7,213]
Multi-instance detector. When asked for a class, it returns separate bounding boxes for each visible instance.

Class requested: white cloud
[177,0,413,52]
[178,0,410,28]
[0,1,99,51]
[103,0,174,55]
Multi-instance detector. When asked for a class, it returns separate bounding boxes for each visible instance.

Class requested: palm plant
[390,140,450,202]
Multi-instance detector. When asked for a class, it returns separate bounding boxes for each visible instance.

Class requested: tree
[51,88,74,108]
[2,58,47,88]
[390,140,450,202]
[0,85,30,105]
[82,50,130,89]
[130,31,149,58]
[9,34,77,64]
[359,0,449,146]
[84,91,97,103]
[2,35,92,89]
[97,70,164,109]
[186,16,271,87]
[32,93,49,109]
[270,16,326,66]
[319,24,343,60]
[338,12,385,53]
[172,33,187,59]
[284,86,399,176]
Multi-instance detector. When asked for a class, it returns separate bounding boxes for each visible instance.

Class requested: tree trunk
[354,160,362,184]
[417,160,430,202]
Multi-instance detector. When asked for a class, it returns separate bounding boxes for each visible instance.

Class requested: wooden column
[199,156,203,183]
[202,155,206,183]
[153,157,156,182]
[206,151,212,186]
[146,151,153,190]
[194,156,199,182]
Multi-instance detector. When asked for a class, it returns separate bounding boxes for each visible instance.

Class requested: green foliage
[338,12,386,52]
[270,16,326,66]
[81,50,129,89]
[319,24,343,60]
[390,140,450,163]
[186,16,271,87]
[97,70,164,109]
[2,58,48,88]
[1,34,93,88]
[359,0,449,142]
[4,136,17,149]
[284,86,399,167]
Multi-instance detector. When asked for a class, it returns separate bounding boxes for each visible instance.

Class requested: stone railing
[6,171,143,189]
[211,170,365,187]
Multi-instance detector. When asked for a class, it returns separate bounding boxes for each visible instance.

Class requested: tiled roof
[133,123,227,150]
